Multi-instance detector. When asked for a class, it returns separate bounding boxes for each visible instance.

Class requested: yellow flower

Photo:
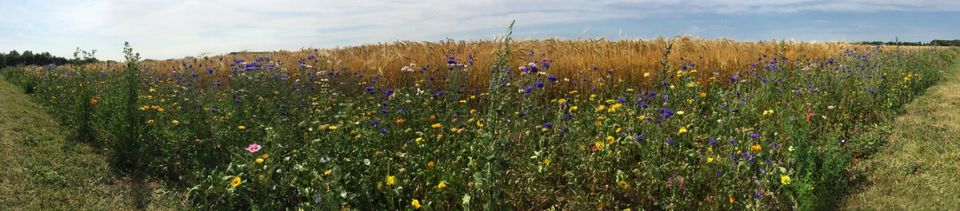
[427,161,435,169]
[386,175,397,186]
[170,120,180,126]
[255,158,264,164]
[230,176,241,188]
[594,141,605,150]
[595,105,607,112]
[415,137,424,144]
[328,125,338,130]
[469,109,477,115]
[146,119,155,125]
[89,97,98,105]
[543,158,551,166]
[678,127,688,134]
[606,135,615,143]
[431,123,442,129]
[323,169,332,176]
[618,180,629,189]
[729,195,735,204]
[752,144,762,153]
[437,181,447,190]
[677,111,685,115]
[762,109,774,116]
[238,125,247,130]
[394,118,406,125]
[706,157,714,163]
[607,103,622,113]
[557,98,567,104]
[411,199,421,209]
[699,92,707,97]
[780,175,792,185]
[569,106,578,111]
[476,120,484,128]
[260,153,269,159]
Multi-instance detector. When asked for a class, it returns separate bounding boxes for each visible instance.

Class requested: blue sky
[1,0,958,61]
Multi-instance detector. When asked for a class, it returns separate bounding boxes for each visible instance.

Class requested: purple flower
[867,87,876,95]
[635,134,645,142]
[658,108,675,119]
[548,75,557,82]
[543,122,553,128]
[708,138,718,146]
[384,88,394,98]
[534,81,544,88]
[666,138,676,146]
[750,132,760,139]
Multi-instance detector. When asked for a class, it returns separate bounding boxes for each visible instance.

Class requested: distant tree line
[0,49,99,68]
[855,39,960,47]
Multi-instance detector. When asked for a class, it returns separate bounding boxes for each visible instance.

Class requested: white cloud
[1,0,958,60]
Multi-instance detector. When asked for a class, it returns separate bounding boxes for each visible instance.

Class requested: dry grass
[843,59,960,210]
[69,38,938,89]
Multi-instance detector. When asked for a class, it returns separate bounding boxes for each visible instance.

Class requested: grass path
[0,76,184,210]
[842,57,960,210]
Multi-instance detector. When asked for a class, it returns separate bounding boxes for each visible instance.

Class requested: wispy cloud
[1,0,958,60]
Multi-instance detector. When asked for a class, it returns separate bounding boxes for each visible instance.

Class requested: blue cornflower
[658,108,675,119]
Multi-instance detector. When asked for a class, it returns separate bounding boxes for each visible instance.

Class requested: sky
[1,0,959,61]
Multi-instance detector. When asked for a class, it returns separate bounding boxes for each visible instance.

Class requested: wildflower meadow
[2,29,957,209]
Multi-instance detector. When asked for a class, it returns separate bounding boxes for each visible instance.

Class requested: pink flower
[245,144,262,153]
